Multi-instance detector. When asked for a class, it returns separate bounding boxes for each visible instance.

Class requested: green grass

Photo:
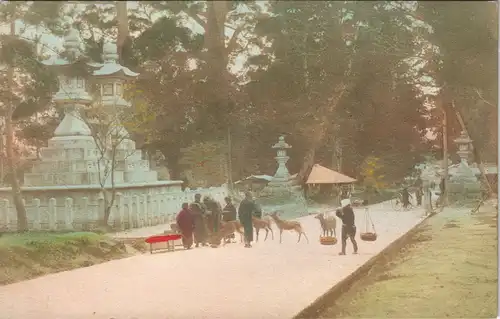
[0,231,132,286]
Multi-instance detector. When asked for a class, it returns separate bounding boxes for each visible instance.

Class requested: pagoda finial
[63,27,81,57]
[103,41,119,64]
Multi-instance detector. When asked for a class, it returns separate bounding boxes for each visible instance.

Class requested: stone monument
[257,136,307,216]
[0,28,183,229]
[447,131,482,202]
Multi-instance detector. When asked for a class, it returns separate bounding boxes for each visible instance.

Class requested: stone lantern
[454,131,473,164]
[92,41,139,142]
[41,28,96,138]
[258,135,307,215]
[448,131,481,201]
[271,135,292,182]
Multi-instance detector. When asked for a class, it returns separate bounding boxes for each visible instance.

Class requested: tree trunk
[6,20,28,232]
[441,96,449,207]
[164,151,181,180]
[116,1,129,64]
[296,82,348,183]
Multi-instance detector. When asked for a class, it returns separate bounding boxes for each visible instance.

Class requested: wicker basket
[320,236,338,245]
[360,232,377,241]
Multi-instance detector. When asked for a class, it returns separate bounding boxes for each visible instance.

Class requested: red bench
[145,234,182,254]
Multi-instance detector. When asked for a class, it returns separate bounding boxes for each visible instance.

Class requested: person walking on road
[401,187,411,209]
[336,198,358,255]
[176,203,195,249]
[238,191,261,248]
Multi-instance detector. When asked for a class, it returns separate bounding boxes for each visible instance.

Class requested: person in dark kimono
[176,203,195,249]
[238,191,261,248]
[222,197,237,243]
[336,198,358,255]
[204,197,223,247]
[190,193,208,247]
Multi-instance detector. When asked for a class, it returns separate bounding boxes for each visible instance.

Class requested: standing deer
[252,215,274,241]
[314,213,337,237]
[270,211,309,243]
[216,220,244,246]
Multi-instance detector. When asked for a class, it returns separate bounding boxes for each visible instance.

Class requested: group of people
[175,191,262,249]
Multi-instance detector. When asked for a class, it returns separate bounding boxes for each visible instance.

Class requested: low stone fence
[0,186,228,232]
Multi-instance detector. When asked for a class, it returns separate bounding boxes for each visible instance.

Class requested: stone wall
[0,185,228,232]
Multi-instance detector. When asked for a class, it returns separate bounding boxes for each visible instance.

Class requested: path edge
[293,210,436,319]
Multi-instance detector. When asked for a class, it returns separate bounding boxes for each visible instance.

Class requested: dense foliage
[2,1,497,193]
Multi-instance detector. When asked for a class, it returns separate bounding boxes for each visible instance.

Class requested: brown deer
[252,215,274,241]
[314,213,337,237]
[270,211,309,243]
[216,220,245,246]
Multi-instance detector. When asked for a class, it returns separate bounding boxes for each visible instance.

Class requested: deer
[270,211,309,244]
[314,213,337,237]
[216,220,245,246]
[252,215,274,241]
[170,223,180,234]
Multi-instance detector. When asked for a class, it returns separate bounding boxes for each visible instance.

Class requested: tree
[417,2,497,163]
[244,1,430,184]
[0,2,64,231]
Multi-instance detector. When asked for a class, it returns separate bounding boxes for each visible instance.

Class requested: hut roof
[306,164,356,184]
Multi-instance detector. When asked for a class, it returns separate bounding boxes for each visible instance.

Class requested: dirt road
[0,202,425,319]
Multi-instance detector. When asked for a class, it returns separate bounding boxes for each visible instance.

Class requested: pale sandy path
[0,202,425,319]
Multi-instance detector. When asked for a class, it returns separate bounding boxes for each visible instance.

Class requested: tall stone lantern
[271,135,292,182]
[454,131,473,164]
[449,130,481,201]
[92,41,139,144]
[41,28,96,139]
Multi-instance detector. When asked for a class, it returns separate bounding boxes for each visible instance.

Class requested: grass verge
[315,204,497,318]
[0,231,140,286]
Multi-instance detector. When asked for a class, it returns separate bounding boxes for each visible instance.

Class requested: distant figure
[336,198,358,255]
[401,187,411,209]
[204,196,214,235]
[238,191,261,248]
[415,187,423,206]
[222,197,237,243]
[190,193,208,247]
[437,178,445,206]
[176,203,194,249]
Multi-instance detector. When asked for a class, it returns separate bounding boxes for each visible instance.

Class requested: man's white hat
[341,198,351,208]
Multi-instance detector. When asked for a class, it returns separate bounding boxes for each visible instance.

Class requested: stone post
[1,199,10,231]
[65,197,74,230]
[126,196,133,229]
[81,197,88,223]
[154,197,159,225]
[160,194,165,224]
[48,198,57,231]
[143,194,149,226]
[115,192,124,230]
[33,198,41,230]
[132,195,139,228]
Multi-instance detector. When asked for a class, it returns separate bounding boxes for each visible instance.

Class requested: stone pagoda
[0,28,182,227]
[257,136,307,216]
